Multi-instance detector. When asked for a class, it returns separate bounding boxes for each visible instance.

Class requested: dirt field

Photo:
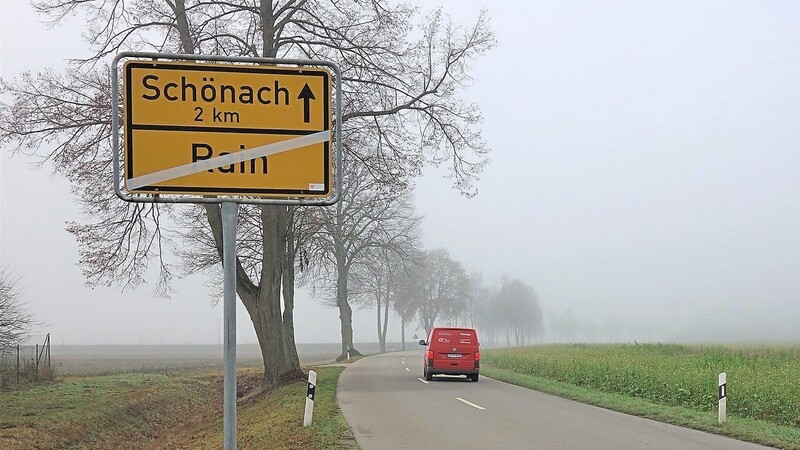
[50,342,404,375]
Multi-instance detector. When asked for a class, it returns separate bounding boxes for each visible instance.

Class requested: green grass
[11,344,797,448]
[483,343,800,449]
[0,366,355,449]
[0,371,218,449]
[159,366,356,449]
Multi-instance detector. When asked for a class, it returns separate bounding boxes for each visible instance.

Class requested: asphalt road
[337,350,771,450]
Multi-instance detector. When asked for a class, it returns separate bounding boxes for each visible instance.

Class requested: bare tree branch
[0,267,38,347]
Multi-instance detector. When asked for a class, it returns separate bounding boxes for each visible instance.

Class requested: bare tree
[550,308,580,343]
[303,159,419,359]
[0,0,494,384]
[0,267,36,347]
[392,257,421,350]
[464,272,488,328]
[494,276,543,346]
[349,196,421,353]
[401,248,469,335]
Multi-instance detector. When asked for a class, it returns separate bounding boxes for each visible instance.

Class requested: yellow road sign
[123,61,331,197]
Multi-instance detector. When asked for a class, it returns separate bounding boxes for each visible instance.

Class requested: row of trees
[0,0,496,385]
[345,233,544,352]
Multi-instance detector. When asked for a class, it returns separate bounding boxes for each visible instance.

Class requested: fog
[1,1,799,346]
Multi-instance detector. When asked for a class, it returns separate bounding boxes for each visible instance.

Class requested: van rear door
[431,329,478,371]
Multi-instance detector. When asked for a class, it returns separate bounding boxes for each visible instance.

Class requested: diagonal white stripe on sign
[127,130,330,190]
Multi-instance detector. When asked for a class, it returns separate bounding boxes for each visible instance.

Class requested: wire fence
[0,333,52,387]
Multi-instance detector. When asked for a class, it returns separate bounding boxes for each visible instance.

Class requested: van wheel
[470,373,479,382]
[425,369,433,381]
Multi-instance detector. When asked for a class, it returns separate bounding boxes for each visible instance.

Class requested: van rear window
[433,329,476,345]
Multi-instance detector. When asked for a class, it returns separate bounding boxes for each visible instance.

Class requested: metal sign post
[222,201,238,449]
[111,52,342,450]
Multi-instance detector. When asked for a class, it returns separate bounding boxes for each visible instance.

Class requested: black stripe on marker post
[307,382,316,401]
[303,370,317,427]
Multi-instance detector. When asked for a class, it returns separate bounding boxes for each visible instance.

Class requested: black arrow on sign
[298,83,316,123]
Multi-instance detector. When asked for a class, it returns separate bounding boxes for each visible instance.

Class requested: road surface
[337,350,770,450]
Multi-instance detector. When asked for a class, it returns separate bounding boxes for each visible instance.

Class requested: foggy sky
[1,1,799,345]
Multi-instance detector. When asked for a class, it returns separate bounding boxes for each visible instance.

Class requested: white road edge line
[417,378,429,384]
[405,367,410,372]
[456,397,486,410]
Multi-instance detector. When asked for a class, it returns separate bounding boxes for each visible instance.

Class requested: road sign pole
[222,201,238,450]
[110,53,343,448]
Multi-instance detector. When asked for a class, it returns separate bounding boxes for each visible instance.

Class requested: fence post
[718,372,727,424]
[46,334,51,377]
[35,344,39,381]
[16,344,20,384]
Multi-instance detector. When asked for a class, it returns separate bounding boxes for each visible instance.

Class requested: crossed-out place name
[192,143,268,174]
[127,131,329,190]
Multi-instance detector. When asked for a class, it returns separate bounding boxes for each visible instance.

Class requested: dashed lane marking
[417,378,429,384]
[456,397,485,410]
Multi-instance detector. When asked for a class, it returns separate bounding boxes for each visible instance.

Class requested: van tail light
[474,351,480,361]
[427,350,434,360]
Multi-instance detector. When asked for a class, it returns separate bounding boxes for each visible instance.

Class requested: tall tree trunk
[187,1,299,386]
[335,255,360,361]
[172,0,194,55]
[204,204,295,384]
[260,0,275,57]
[281,228,302,376]
[377,294,385,353]
[253,205,290,383]
[381,291,389,352]
[401,317,406,351]
[333,200,360,361]
[423,304,436,337]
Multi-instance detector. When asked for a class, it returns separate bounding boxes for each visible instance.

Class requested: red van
[419,327,480,381]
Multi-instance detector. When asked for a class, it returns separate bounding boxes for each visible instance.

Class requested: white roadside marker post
[303,370,317,427]
[718,372,727,424]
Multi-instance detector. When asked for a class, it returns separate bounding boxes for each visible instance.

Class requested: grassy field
[483,343,800,449]
[5,343,799,448]
[0,366,355,449]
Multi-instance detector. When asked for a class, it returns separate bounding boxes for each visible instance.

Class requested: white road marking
[402,361,406,365]
[405,367,410,372]
[456,397,485,410]
[417,378,429,384]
